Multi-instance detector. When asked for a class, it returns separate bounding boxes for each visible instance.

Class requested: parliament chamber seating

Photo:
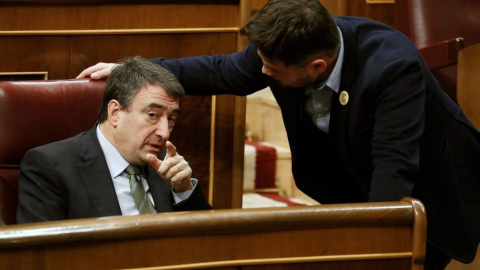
[395,0,480,102]
[0,79,106,225]
[0,198,426,270]
[414,40,480,133]
[0,0,251,211]
[0,2,434,269]
[0,77,240,223]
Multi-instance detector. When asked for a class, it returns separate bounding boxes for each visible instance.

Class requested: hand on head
[146,141,193,192]
[76,62,116,80]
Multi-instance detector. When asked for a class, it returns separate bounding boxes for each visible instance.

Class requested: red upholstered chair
[0,80,105,225]
[395,0,480,101]
[418,38,464,71]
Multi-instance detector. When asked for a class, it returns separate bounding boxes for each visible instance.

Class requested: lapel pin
[339,90,349,105]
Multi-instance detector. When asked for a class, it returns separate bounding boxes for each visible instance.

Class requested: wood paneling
[367,0,394,3]
[251,0,267,13]
[231,0,251,209]
[210,95,241,208]
[0,4,239,31]
[0,36,68,78]
[347,0,394,27]
[0,0,238,3]
[251,0,393,26]
[0,72,48,81]
[252,0,347,15]
[69,33,238,77]
[457,43,480,130]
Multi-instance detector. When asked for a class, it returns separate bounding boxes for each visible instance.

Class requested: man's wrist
[171,178,197,204]
[172,178,196,193]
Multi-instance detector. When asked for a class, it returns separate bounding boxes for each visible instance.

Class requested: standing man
[77,1,480,269]
[18,56,211,223]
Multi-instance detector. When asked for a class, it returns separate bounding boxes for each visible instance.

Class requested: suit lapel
[330,18,357,147]
[330,91,349,146]
[77,126,122,217]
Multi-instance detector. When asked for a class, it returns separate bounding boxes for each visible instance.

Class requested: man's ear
[310,58,327,75]
[107,100,121,127]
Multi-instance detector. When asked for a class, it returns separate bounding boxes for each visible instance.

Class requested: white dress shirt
[96,125,197,215]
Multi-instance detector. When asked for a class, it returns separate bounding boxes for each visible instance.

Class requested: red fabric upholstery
[395,0,480,101]
[395,0,480,48]
[245,140,277,189]
[419,38,464,71]
[0,168,19,225]
[0,79,105,224]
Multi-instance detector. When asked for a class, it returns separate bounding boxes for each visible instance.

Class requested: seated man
[17,56,212,223]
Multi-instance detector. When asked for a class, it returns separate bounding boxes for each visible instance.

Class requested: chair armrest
[419,37,464,70]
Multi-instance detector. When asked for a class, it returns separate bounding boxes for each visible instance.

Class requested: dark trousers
[424,242,452,270]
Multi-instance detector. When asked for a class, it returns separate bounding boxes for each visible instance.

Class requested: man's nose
[261,65,271,76]
[155,118,170,139]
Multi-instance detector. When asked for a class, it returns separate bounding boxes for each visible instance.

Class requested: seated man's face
[113,84,179,165]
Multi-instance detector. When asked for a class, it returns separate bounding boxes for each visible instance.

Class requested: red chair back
[0,79,105,224]
[395,0,480,101]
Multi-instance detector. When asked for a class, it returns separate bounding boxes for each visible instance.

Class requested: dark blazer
[154,17,480,263]
[17,126,212,224]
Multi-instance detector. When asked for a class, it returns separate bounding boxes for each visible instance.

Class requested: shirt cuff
[171,178,198,204]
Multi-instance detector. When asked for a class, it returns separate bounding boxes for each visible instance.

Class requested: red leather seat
[395,0,480,101]
[0,79,105,224]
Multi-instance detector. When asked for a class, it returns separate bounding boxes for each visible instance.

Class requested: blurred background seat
[395,0,480,102]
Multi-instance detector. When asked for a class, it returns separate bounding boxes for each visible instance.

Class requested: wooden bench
[0,198,426,270]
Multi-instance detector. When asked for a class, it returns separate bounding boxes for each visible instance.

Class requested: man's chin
[278,80,309,88]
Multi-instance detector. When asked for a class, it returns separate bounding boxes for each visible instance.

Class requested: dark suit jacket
[17,126,212,224]
[153,16,480,263]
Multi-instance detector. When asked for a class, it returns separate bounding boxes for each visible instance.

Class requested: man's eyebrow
[257,50,281,73]
[264,63,280,73]
[145,103,165,109]
[143,103,180,113]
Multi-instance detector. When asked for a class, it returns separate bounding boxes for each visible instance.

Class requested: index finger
[165,141,177,158]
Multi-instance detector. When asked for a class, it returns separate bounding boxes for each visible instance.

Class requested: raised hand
[146,141,193,192]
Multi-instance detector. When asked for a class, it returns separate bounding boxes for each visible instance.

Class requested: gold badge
[339,91,349,105]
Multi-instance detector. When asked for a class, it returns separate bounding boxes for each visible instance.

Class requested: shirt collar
[308,26,344,94]
[324,26,344,94]
[96,125,130,179]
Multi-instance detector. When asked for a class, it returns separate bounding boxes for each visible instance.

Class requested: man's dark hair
[244,0,340,66]
[98,56,184,123]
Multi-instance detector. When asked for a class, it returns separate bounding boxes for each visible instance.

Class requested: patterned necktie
[125,165,155,214]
